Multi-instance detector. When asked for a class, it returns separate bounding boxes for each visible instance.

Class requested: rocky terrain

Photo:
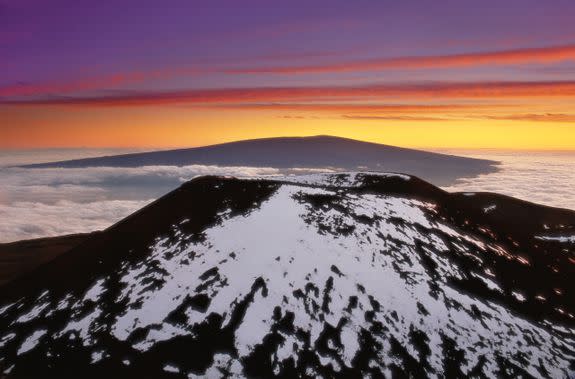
[0,173,573,378]
[0,233,97,286]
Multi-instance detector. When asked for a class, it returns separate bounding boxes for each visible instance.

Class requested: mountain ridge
[0,173,573,378]
[21,136,498,186]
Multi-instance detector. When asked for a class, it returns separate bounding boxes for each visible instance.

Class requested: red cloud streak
[228,44,575,74]
[2,44,575,98]
[2,81,575,107]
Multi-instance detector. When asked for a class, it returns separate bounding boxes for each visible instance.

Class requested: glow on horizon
[2,105,575,150]
[1,1,575,150]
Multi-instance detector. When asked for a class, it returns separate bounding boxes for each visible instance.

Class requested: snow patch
[17,329,47,355]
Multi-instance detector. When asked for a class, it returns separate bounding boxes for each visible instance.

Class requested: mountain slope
[0,233,98,286]
[0,173,573,378]
[22,136,497,185]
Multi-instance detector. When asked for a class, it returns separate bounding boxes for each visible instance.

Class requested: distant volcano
[0,173,573,378]
[22,136,498,186]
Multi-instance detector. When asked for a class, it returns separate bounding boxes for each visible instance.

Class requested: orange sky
[3,1,575,257]
[2,102,575,150]
[2,2,575,151]
[2,77,575,150]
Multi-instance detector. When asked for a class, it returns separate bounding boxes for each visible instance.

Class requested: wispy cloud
[218,103,509,113]
[227,44,575,74]
[3,81,575,107]
[2,43,575,99]
[480,113,575,122]
[0,67,209,97]
[341,115,453,121]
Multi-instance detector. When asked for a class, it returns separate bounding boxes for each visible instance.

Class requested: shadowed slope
[22,136,498,186]
[0,233,98,286]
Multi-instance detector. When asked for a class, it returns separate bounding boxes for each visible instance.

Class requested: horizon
[1,3,574,376]
[2,1,575,150]
[3,134,575,153]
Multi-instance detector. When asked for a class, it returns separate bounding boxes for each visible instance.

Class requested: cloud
[0,199,150,242]
[0,67,210,97]
[441,151,575,211]
[341,115,453,121]
[220,103,509,113]
[277,115,309,119]
[480,113,575,122]
[341,112,575,123]
[1,156,573,242]
[2,165,281,187]
[227,44,575,74]
[3,81,575,107]
[2,43,575,99]
[0,164,325,242]
[0,165,283,204]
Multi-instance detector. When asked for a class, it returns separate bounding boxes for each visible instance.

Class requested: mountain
[22,136,497,186]
[0,233,98,287]
[0,173,573,378]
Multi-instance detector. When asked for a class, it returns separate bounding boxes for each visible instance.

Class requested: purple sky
[2,0,575,89]
[1,0,575,149]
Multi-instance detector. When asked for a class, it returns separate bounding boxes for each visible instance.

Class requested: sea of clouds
[0,164,334,242]
[0,150,573,243]
[440,150,575,211]
[0,165,279,242]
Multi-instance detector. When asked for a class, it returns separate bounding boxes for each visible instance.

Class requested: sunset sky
[2,0,575,149]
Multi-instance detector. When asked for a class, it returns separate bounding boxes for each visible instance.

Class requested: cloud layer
[1,151,573,243]
[0,165,285,242]
[441,151,575,210]
[0,199,150,243]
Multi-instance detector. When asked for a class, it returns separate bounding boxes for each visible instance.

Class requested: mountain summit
[0,173,573,378]
[23,136,497,185]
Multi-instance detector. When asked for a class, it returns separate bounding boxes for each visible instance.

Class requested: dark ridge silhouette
[0,173,572,378]
[22,135,498,185]
[0,233,99,287]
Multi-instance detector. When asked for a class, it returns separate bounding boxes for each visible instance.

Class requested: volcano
[22,136,497,186]
[0,173,573,378]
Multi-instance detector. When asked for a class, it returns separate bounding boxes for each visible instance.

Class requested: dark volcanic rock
[0,173,573,378]
[0,233,98,286]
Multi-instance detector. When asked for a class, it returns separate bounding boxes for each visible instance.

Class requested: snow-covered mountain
[0,173,573,378]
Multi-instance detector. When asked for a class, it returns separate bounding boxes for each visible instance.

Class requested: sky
[2,0,575,150]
